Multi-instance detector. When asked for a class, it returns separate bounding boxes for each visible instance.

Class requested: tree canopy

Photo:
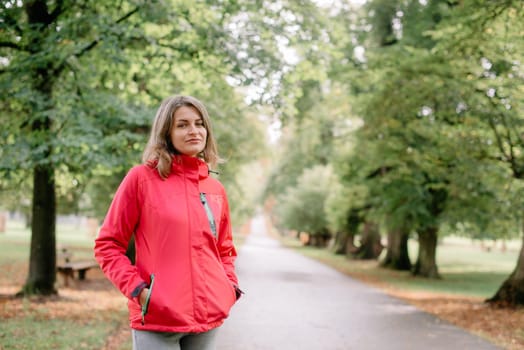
[1,0,524,306]
[0,0,323,295]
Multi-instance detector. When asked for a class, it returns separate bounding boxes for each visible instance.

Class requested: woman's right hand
[139,288,149,306]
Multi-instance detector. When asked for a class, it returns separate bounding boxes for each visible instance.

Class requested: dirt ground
[1,262,523,350]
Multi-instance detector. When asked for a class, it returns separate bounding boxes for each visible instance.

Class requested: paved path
[217,215,500,350]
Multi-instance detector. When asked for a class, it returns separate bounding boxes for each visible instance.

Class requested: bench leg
[78,269,87,280]
[63,273,69,287]
[58,270,73,287]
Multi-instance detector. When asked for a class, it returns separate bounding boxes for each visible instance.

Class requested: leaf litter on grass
[0,266,131,350]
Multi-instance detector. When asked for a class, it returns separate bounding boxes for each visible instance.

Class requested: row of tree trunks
[296,214,524,306]
[331,219,437,278]
[303,231,331,248]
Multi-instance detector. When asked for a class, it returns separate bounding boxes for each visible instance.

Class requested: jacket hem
[130,319,224,334]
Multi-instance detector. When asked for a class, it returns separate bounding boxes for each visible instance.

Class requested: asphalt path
[216,215,500,350]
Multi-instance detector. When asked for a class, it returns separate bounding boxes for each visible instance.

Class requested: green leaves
[275,165,335,236]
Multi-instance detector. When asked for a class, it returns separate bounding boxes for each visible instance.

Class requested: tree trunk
[412,226,440,278]
[20,166,57,295]
[487,231,524,306]
[332,231,356,255]
[18,1,59,296]
[309,232,329,248]
[351,222,383,260]
[332,231,349,254]
[332,209,361,255]
[381,228,411,271]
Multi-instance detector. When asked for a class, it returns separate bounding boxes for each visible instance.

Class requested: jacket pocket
[141,274,155,325]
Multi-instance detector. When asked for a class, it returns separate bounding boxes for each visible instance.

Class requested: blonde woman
[95,95,242,350]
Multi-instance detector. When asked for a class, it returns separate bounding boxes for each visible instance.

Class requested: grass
[1,219,96,261]
[279,234,519,299]
[0,308,127,350]
[0,219,125,350]
[0,219,248,350]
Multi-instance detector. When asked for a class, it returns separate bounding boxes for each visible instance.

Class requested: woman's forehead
[174,105,202,120]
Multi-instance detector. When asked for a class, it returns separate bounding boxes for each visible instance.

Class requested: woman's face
[170,106,207,157]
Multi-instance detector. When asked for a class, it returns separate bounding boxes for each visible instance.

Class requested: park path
[216,215,500,350]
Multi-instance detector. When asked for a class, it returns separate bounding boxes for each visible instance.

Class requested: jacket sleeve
[94,166,147,300]
[217,188,239,287]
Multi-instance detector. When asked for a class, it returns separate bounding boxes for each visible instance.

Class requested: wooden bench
[56,247,99,287]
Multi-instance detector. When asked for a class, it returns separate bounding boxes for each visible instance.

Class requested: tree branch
[49,0,65,23]
[73,6,140,59]
[486,112,510,162]
[0,41,23,50]
[115,6,139,24]
[489,93,524,178]
[1,4,25,36]
[53,6,140,77]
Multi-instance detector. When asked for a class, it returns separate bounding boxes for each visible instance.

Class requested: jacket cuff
[131,281,148,298]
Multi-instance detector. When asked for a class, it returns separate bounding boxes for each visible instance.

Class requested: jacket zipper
[141,273,155,325]
[200,193,217,239]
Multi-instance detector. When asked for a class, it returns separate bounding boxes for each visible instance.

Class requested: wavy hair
[142,95,221,179]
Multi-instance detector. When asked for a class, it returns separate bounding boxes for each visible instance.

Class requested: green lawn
[280,235,520,299]
[0,219,124,350]
[0,219,247,350]
[0,308,127,350]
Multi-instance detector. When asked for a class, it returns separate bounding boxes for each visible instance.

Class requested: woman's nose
[188,124,197,134]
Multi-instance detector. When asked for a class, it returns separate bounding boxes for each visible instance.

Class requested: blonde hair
[142,95,221,179]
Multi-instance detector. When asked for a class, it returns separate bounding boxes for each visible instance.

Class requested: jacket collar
[171,154,209,180]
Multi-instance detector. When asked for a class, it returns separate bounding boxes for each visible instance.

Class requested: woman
[94,95,242,350]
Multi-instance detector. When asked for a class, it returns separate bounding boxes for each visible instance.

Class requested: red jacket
[94,155,239,333]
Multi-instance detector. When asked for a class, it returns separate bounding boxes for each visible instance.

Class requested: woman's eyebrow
[177,117,203,121]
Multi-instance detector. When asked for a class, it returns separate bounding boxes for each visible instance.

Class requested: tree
[0,0,307,296]
[398,0,524,303]
[0,0,168,295]
[325,180,364,256]
[428,0,524,305]
[340,0,515,277]
[337,0,446,277]
[275,165,335,247]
